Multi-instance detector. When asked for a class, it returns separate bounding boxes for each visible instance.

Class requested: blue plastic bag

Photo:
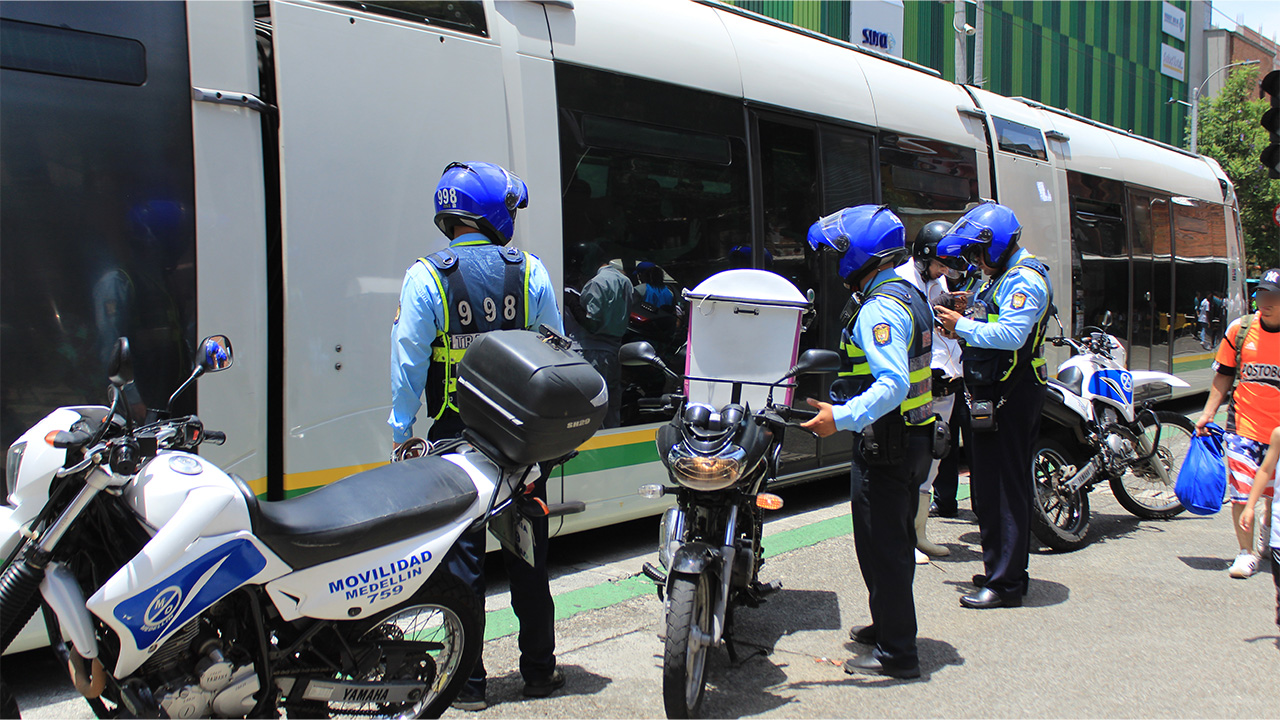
[1175,422,1226,516]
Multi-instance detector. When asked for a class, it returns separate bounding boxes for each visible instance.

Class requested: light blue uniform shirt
[831,268,915,433]
[953,248,1051,350]
[388,232,562,443]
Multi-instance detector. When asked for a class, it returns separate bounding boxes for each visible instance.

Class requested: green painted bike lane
[482,485,974,640]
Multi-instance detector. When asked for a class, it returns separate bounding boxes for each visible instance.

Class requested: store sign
[1162,1,1186,40]
[849,0,903,58]
[1161,43,1185,82]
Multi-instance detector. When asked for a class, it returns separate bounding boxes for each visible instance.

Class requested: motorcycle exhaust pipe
[66,653,106,700]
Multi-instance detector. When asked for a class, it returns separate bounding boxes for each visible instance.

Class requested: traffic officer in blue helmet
[801,205,934,679]
[933,201,1054,610]
[388,161,565,709]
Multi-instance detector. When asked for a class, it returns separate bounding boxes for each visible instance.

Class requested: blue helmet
[433,161,529,245]
[937,201,1022,268]
[806,205,907,286]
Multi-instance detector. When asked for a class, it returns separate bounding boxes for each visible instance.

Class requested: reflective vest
[834,278,935,427]
[420,241,532,418]
[973,255,1053,385]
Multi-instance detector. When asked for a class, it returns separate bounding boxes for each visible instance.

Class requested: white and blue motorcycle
[0,329,603,718]
[1034,316,1196,551]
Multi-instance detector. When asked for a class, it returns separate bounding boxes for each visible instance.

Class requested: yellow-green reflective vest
[834,278,935,426]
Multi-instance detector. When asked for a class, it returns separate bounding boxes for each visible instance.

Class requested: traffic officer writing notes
[388,162,565,710]
[801,205,934,679]
[933,201,1053,610]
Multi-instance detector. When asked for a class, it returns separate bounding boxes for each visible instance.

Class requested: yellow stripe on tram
[575,427,658,452]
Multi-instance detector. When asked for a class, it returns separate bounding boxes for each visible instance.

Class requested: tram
[2,0,1244,554]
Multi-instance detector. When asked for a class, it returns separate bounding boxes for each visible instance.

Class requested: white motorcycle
[1033,316,1195,551]
[0,328,604,718]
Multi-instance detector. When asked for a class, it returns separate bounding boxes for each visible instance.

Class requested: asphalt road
[6,403,1278,718]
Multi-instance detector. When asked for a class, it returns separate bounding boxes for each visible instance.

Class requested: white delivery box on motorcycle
[683,270,809,409]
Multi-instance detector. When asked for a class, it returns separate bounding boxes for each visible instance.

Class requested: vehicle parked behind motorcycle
[1033,314,1194,551]
[623,269,837,719]
[0,327,604,719]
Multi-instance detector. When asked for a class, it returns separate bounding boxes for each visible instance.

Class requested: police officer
[801,205,934,679]
[388,161,565,709]
[899,221,968,562]
[933,202,1053,610]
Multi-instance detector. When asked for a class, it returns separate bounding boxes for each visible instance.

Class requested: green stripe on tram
[562,441,660,476]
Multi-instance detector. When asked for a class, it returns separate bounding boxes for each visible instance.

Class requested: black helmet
[911,221,953,261]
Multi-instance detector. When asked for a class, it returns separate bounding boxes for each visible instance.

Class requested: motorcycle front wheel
[323,572,481,719]
[1110,410,1193,519]
[663,571,713,719]
[1031,438,1091,552]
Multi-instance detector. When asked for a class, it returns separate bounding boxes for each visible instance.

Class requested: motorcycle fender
[1130,370,1190,389]
[669,542,718,576]
[41,563,98,659]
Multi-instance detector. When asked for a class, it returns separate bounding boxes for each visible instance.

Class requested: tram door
[1126,189,1174,373]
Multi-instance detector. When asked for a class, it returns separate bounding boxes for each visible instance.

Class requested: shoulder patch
[873,322,892,346]
[1011,292,1027,309]
[393,303,401,325]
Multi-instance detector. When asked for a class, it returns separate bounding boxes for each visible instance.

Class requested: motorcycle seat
[237,457,478,570]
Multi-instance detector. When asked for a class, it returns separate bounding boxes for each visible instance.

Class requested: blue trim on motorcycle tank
[113,539,266,651]
[1088,368,1133,406]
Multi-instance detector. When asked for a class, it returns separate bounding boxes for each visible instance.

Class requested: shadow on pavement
[793,636,964,688]
[1178,555,1230,571]
[693,588,844,719]
[477,663,610,710]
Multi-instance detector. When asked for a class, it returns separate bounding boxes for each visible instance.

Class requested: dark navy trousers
[966,373,1045,598]
[850,431,932,671]
[931,393,968,516]
[429,414,557,696]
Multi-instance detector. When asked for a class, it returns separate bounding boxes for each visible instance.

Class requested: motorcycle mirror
[107,337,134,388]
[197,335,234,373]
[782,349,842,380]
[620,341,661,368]
[1100,310,1114,330]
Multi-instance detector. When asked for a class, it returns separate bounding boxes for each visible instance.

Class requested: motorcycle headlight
[5,441,25,505]
[668,444,745,492]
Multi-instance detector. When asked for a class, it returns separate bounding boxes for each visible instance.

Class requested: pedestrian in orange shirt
[1197,269,1280,579]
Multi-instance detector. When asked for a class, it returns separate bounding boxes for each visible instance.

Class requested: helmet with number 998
[806,205,908,288]
[433,161,530,246]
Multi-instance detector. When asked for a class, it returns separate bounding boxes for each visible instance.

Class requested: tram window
[325,1,487,36]
[992,117,1048,161]
[879,133,980,242]
[1173,201,1229,360]
[556,63,749,427]
[1067,172,1128,338]
[0,19,145,85]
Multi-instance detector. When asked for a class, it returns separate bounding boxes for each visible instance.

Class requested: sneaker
[914,548,929,565]
[451,690,487,712]
[1228,551,1259,579]
[522,669,565,698]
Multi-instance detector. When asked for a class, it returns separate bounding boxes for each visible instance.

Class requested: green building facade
[731,1,1193,148]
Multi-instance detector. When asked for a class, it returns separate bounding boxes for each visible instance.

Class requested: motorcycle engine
[1096,408,1132,474]
[140,623,259,719]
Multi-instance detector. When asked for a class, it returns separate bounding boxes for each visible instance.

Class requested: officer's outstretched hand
[801,397,837,438]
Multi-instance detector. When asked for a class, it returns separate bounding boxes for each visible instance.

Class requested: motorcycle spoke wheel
[663,572,713,719]
[318,574,480,719]
[1030,438,1090,552]
[1110,411,1193,519]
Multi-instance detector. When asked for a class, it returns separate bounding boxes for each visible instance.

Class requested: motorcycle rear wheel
[1031,438,1091,552]
[1110,411,1192,519]
[321,572,481,719]
[662,571,713,719]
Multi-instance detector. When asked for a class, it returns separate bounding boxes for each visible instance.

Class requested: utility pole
[973,0,984,86]
[954,1,967,84]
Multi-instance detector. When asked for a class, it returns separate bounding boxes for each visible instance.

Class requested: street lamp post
[1188,59,1260,154]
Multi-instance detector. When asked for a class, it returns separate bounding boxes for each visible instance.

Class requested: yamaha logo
[1121,373,1132,393]
[142,586,183,632]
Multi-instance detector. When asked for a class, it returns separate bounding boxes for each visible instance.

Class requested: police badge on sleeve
[873,322,892,346]
[1011,292,1027,310]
